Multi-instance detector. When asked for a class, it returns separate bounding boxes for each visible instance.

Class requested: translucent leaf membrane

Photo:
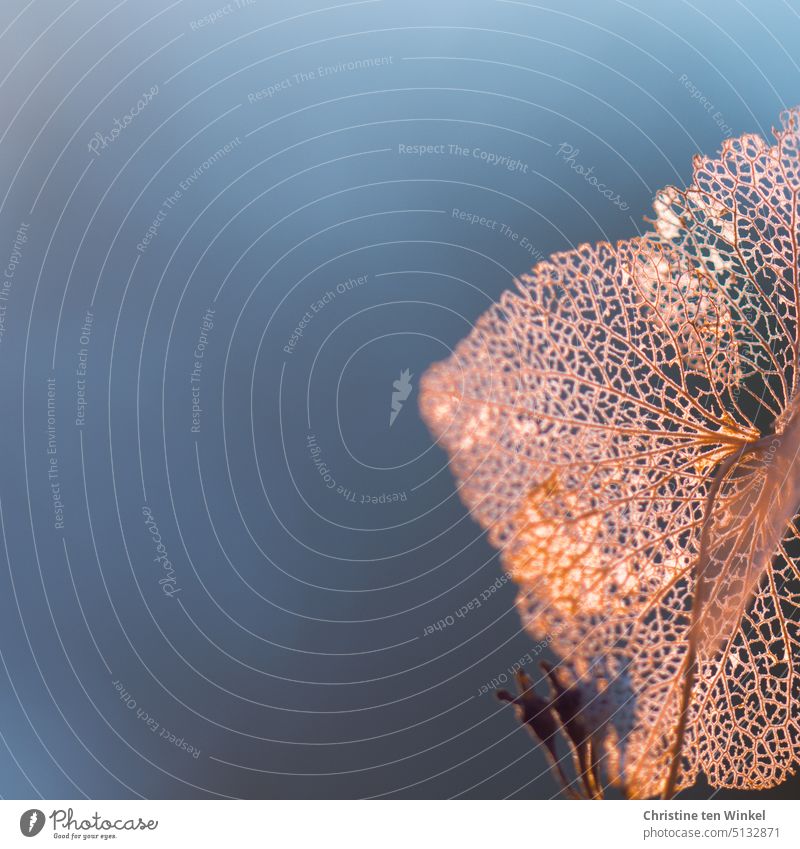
[420,109,800,798]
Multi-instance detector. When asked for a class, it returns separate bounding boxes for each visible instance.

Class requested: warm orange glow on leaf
[421,110,800,798]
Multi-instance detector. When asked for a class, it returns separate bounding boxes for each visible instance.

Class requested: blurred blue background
[0,0,798,799]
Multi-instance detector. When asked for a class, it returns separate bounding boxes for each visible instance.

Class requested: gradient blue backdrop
[0,0,798,799]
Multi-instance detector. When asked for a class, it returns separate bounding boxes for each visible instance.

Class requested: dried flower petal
[421,109,800,798]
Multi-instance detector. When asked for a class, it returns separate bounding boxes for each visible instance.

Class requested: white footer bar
[1,799,797,847]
